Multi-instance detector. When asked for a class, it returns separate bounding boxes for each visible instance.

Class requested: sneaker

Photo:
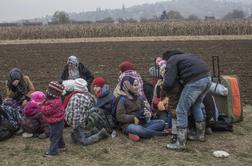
[59,146,66,152]
[22,132,33,138]
[38,133,48,139]
[128,133,140,142]
[43,152,57,157]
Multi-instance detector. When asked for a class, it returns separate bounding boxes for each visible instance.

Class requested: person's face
[68,63,77,70]
[131,80,139,94]
[93,85,101,94]
[12,80,20,86]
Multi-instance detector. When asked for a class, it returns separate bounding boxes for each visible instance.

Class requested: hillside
[67,0,252,21]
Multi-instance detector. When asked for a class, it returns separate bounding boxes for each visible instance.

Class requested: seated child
[21,91,49,138]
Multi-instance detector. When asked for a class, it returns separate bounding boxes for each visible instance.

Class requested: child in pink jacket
[21,91,49,138]
[41,81,65,156]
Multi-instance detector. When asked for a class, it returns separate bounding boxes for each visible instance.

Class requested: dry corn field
[1,20,252,40]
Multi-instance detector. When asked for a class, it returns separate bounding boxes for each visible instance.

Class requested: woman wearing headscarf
[114,61,151,113]
[6,68,35,106]
[61,55,94,91]
[116,75,165,142]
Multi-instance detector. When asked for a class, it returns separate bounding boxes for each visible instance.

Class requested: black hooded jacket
[162,53,210,93]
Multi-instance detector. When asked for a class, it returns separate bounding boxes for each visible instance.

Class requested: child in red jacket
[41,81,65,156]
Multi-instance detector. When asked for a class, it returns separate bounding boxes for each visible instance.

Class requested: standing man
[161,50,211,150]
[61,55,94,91]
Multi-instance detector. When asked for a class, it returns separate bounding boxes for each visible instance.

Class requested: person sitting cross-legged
[116,75,165,142]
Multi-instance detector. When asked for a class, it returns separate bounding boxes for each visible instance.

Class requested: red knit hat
[119,61,135,73]
[46,81,64,98]
[92,77,105,87]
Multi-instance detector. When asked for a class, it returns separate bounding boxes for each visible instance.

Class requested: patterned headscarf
[120,76,139,99]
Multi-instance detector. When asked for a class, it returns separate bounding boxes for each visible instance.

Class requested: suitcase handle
[212,56,221,83]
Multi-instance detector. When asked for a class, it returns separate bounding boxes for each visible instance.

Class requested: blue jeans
[157,111,172,128]
[125,120,165,138]
[176,77,211,129]
[48,121,65,155]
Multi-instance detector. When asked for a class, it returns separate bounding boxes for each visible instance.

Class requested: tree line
[51,9,252,24]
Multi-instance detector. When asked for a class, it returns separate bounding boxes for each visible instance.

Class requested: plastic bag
[210,82,228,96]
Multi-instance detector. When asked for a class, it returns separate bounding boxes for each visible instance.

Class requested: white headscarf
[62,80,75,92]
[67,55,80,80]
[73,78,88,92]
[67,55,79,65]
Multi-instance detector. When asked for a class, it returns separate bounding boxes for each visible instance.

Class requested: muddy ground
[0,39,251,104]
[0,38,251,165]
[0,105,251,166]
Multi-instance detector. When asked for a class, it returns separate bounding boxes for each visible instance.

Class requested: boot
[188,122,206,142]
[166,128,187,150]
[71,129,81,144]
[80,128,109,146]
[170,134,177,144]
[205,127,213,135]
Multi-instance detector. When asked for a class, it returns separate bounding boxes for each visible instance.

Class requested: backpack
[86,107,115,134]
[87,96,127,132]
[209,114,233,132]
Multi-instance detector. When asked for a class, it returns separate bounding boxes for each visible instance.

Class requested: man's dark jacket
[61,63,94,90]
[163,53,209,93]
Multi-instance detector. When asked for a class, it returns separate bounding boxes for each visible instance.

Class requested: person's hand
[162,97,169,109]
[12,80,19,86]
[157,101,166,111]
[157,97,169,111]
[134,117,140,125]
[22,100,27,107]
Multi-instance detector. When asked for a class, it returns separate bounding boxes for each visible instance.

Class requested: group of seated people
[0,50,227,156]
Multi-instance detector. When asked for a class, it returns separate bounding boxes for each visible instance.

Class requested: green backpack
[86,108,115,134]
